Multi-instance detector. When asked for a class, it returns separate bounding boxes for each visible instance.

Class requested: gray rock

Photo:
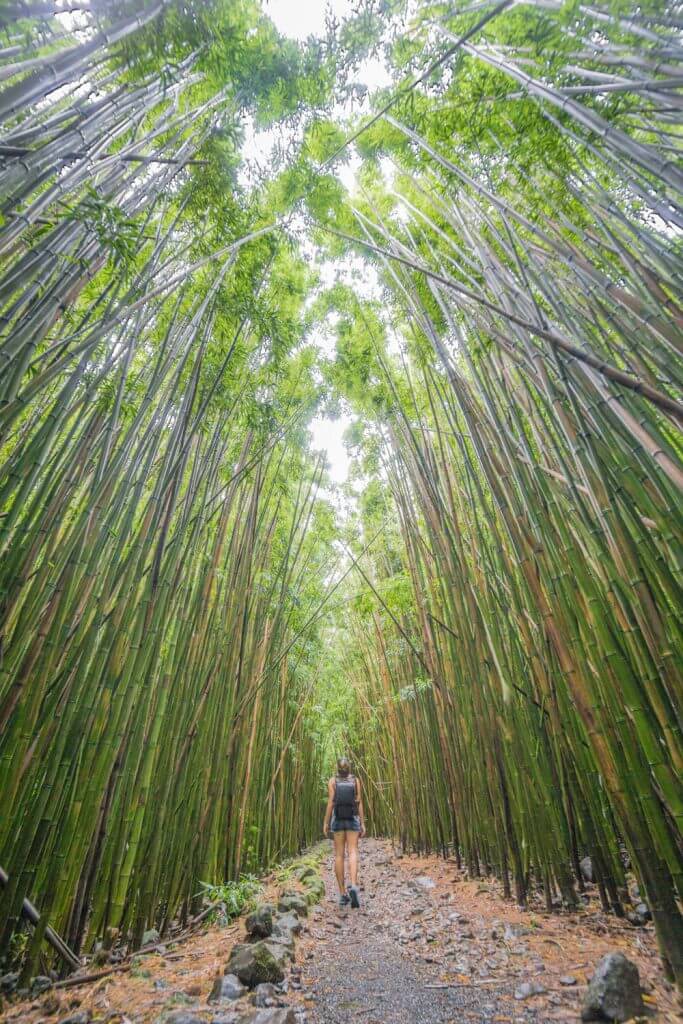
[0,973,18,993]
[246,905,274,939]
[58,1014,92,1024]
[154,978,170,990]
[273,912,302,938]
[226,941,286,987]
[514,981,546,1000]
[414,875,436,889]
[31,974,53,994]
[560,975,578,986]
[626,910,646,927]
[208,973,247,1003]
[580,856,593,882]
[268,930,295,954]
[143,927,161,945]
[251,982,284,1007]
[277,893,308,917]
[157,1014,203,1024]
[240,1011,296,1024]
[581,952,644,1022]
[635,902,650,920]
[504,922,531,940]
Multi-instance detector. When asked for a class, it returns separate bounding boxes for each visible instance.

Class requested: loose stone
[581,952,644,1022]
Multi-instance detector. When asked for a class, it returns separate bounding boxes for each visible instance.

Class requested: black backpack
[334,776,357,821]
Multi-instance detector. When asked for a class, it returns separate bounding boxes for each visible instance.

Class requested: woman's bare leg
[346,830,360,888]
[333,832,346,894]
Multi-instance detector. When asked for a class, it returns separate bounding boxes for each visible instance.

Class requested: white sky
[266,0,352,39]
[257,0,392,488]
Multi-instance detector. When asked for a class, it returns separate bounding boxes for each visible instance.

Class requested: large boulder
[246,904,274,939]
[581,953,644,1022]
[226,941,286,987]
[277,893,308,917]
[208,973,247,1003]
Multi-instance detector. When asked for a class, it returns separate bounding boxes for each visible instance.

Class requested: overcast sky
[266,0,354,40]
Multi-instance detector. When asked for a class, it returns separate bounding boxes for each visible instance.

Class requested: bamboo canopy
[0,0,681,994]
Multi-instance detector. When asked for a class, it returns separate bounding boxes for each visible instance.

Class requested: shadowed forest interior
[0,0,682,1000]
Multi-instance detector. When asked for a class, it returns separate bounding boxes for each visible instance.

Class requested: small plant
[196,875,262,922]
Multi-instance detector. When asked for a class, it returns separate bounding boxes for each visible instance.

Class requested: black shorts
[330,813,361,833]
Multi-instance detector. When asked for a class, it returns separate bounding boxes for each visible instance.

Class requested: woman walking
[323,757,366,908]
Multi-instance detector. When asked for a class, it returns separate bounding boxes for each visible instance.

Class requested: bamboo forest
[0,0,682,1015]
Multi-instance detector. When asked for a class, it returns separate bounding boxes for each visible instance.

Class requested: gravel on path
[297,838,543,1024]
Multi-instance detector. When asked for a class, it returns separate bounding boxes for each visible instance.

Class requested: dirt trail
[1,838,677,1024]
[297,839,675,1024]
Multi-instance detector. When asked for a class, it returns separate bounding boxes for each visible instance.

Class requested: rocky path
[298,839,538,1024]
[295,839,672,1024]
[1,839,676,1024]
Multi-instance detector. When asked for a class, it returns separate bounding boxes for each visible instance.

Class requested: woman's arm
[323,777,335,836]
[356,778,366,838]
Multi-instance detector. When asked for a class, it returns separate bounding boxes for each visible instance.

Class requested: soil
[1,838,679,1024]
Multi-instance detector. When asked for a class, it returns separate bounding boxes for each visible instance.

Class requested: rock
[302,879,325,905]
[143,927,161,945]
[268,931,295,955]
[580,857,593,883]
[58,1014,92,1024]
[0,973,18,994]
[246,905,274,939]
[31,974,53,994]
[581,953,644,1022]
[226,941,286,987]
[633,902,651,922]
[251,982,284,1007]
[514,981,547,1000]
[560,975,577,986]
[240,1011,296,1024]
[277,893,308,917]
[273,912,302,937]
[295,865,318,883]
[154,978,170,990]
[157,1014,203,1024]
[414,875,436,889]
[504,922,531,940]
[208,973,247,1003]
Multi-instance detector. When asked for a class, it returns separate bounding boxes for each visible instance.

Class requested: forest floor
[1,838,679,1024]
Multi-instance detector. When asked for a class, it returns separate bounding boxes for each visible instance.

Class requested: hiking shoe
[338,893,350,908]
[348,885,360,909]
